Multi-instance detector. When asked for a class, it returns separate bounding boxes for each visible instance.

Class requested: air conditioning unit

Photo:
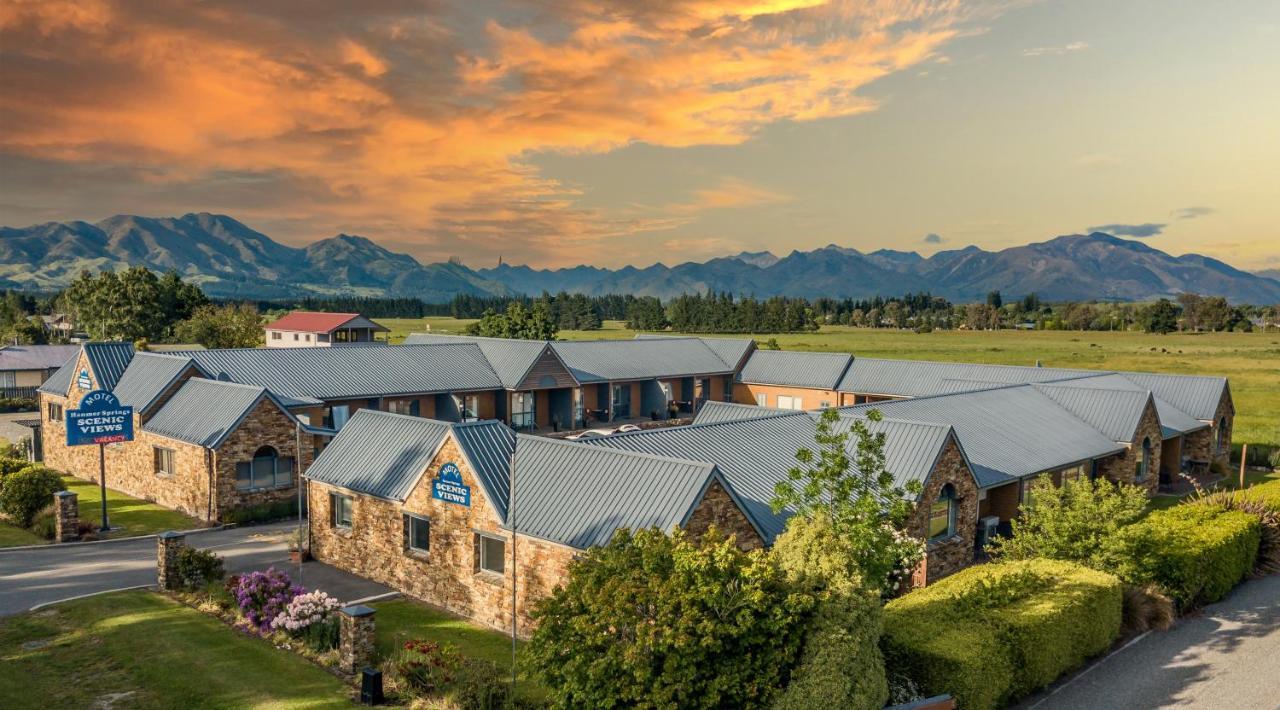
[977,516,1001,548]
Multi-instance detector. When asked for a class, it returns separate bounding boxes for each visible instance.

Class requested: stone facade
[1095,399,1163,496]
[53,490,79,543]
[683,480,765,551]
[156,531,186,591]
[210,398,312,520]
[338,605,377,674]
[908,437,978,586]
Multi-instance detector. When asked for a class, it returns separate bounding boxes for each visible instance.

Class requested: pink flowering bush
[228,567,302,631]
[271,590,342,651]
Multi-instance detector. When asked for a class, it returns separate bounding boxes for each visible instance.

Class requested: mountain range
[1,213,1277,303]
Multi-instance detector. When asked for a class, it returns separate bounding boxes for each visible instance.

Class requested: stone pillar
[53,490,79,543]
[339,604,377,674]
[156,531,187,591]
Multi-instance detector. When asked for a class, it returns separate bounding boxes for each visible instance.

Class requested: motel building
[263,311,390,347]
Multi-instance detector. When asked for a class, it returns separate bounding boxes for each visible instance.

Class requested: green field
[381,318,1279,449]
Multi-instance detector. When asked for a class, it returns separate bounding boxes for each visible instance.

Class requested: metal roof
[511,435,735,549]
[304,409,453,501]
[83,342,136,391]
[693,400,794,425]
[170,344,503,401]
[550,338,734,382]
[143,378,281,448]
[635,334,756,371]
[1030,383,1152,443]
[0,345,80,372]
[265,311,388,333]
[841,385,1126,488]
[111,353,195,412]
[36,352,79,396]
[453,420,516,520]
[404,334,571,389]
[1046,373,1207,437]
[1115,371,1228,421]
[837,357,1099,397]
[737,349,852,389]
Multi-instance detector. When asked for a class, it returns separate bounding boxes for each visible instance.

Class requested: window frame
[331,493,353,529]
[755,393,768,407]
[476,533,506,575]
[47,402,64,422]
[153,446,176,477]
[235,446,294,491]
[928,484,957,541]
[1135,437,1152,482]
[405,514,430,554]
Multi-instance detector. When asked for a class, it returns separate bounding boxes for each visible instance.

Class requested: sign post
[65,390,134,533]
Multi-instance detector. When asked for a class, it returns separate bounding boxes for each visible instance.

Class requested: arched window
[1217,417,1229,454]
[236,445,294,490]
[1135,437,1152,482]
[928,484,957,541]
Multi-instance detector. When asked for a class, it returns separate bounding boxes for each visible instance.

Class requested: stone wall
[908,437,978,586]
[309,436,577,635]
[1096,399,1162,495]
[733,383,840,410]
[211,398,309,520]
[684,480,765,550]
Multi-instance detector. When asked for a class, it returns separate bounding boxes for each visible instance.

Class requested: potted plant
[287,526,310,563]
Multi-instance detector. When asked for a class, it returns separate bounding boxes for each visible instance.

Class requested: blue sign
[66,390,134,446]
[432,462,470,507]
[76,369,92,390]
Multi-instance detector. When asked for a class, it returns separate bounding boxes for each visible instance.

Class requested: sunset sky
[1,0,1277,270]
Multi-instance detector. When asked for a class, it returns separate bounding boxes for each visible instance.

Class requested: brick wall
[1096,399,1162,495]
[684,480,764,550]
[908,437,978,586]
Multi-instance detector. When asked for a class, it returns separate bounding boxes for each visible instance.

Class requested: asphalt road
[0,521,390,616]
[1026,574,1280,710]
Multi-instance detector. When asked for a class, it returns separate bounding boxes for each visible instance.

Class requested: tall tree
[173,303,264,348]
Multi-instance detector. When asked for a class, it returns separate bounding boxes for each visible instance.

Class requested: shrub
[172,546,226,590]
[270,590,342,651]
[989,475,1148,568]
[29,502,56,540]
[881,559,1123,710]
[0,465,65,527]
[228,567,302,631]
[1110,505,1259,609]
[392,640,461,697]
[1192,480,1280,575]
[1121,585,1174,635]
[0,456,33,495]
[527,527,812,709]
[451,658,511,710]
[222,500,296,525]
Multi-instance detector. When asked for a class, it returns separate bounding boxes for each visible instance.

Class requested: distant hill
[1256,269,1280,283]
[2,213,1277,303]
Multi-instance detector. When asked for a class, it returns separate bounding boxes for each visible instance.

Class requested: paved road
[0,521,391,616]
[1027,574,1280,709]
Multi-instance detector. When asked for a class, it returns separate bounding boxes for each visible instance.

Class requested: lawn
[0,476,203,548]
[1146,465,1280,512]
[378,319,1279,450]
[372,597,547,701]
[0,590,353,709]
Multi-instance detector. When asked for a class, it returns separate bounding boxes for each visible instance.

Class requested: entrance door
[612,383,631,419]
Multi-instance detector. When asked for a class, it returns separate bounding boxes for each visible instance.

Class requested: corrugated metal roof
[1030,383,1150,443]
[170,344,503,401]
[511,435,726,549]
[693,400,794,425]
[1116,372,1228,421]
[0,345,80,371]
[453,420,516,520]
[265,311,389,333]
[36,351,79,396]
[143,378,277,448]
[551,338,734,382]
[111,353,194,412]
[83,342,135,391]
[635,334,756,371]
[404,334,568,389]
[841,385,1125,488]
[304,409,453,501]
[737,349,853,389]
[837,358,1099,397]
[1047,373,1207,437]
[825,415,963,494]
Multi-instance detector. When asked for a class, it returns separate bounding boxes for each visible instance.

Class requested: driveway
[0,521,391,616]
[1025,574,1280,709]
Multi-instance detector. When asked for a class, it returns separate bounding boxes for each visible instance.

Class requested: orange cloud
[0,0,981,266]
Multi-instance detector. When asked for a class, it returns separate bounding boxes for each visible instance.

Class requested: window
[388,399,415,415]
[477,533,505,574]
[293,333,299,341]
[777,395,803,411]
[331,493,353,528]
[929,484,957,540]
[659,381,673,402]
[1059,464,1086,484]
[1217,417,1229,453]
[511,392,535,429]
[1135,437,1152,482]
[0,371,14,388]
[330,405,350,430]
[755,393,768,407]
[454,394,479,422]
[47,402,63,422]
[819,400,831,408]
[573,387,585,426]
[271,331,281,340]
[154,447,175,476]
[235,446,294,490]
[405,514,429,553]
[317,333,329,343]
[723,378,734,402]
[305,334,311,342]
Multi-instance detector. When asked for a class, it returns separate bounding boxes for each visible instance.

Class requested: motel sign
[66,390,134,446]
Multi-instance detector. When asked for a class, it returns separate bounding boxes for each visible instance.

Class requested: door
[612,383,632,419]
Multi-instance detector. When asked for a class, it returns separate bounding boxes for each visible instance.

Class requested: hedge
[1112,505,1260,609]
[1191,479,1280,575]
[881,559,1122,710]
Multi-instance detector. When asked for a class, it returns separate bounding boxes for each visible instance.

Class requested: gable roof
[512,435,757,549]
[404,334,576,389]
[1030,383,1152,443]
[1115,371,1228,421]
[304,409,453,501]
[841,385,1125,488]
[452,420,517,520]
[83,342,136,391]
[693,400,793,425]
[0,345,80,372]
[265,311,388,333]
[1047,373,1207,437]
[635,334,756,371]
[111,353,196,413]
[737,349,852,389]
[37,355,78,396]
[837,357,1098,397]
[550,338,735,382]
[170,344,503,401]
[143,378,288,448]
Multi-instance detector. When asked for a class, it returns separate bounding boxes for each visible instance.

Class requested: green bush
[172,546,226,590]
[451,658,511,710]
[0,465,66,527]
[0,455,29,495]
[1191,480,1280,575]
[1110,505,1259,609]
[881,559,1123,710]
[29,502,57,540]
[990,476,1148,568]
[527,528,812,709]
[222,500,296,525]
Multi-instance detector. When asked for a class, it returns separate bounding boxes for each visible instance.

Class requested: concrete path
[1025,574,1280,709]
[0,521,391,616]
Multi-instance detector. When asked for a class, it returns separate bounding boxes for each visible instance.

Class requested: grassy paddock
[380,320,1278,449]
[0,590,352,709]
